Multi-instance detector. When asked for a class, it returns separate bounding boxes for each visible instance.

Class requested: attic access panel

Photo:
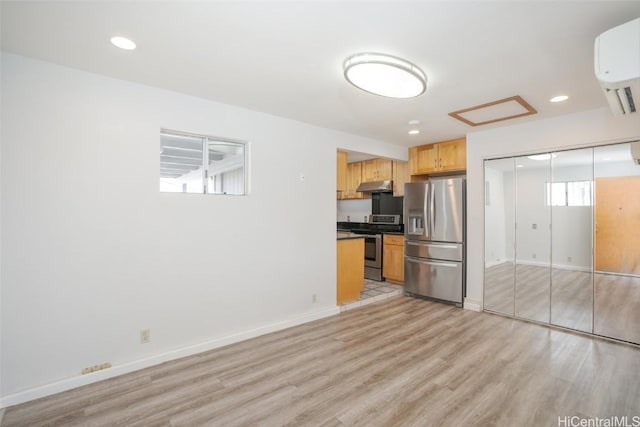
[449,95,537,127]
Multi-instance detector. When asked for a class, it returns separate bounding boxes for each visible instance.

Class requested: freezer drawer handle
[406,256,458,268]
[406,241,458,250]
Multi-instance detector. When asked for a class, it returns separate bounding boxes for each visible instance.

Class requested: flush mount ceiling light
[550,95,569,103]
[408,129,420,135]
[527,153,558,161]
[343,53,427,98]
[110,36,136,50]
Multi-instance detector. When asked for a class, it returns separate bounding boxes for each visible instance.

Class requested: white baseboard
[0,305,340,409]
[515,259,591,272]
[463,298,481,312]
[487,259,591,273]
[484,258,512,268]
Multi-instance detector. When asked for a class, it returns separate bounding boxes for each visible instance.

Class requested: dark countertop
[337,221,404,234]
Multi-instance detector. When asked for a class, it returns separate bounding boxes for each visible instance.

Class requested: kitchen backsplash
[337,199,371,222]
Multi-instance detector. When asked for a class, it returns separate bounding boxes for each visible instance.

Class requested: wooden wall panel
[595,176,640,275]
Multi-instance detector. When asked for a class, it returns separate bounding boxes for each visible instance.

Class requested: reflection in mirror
[514,155,551,323]
[594,142,640,344]
[484,158,515,315]
[550,148,593,333]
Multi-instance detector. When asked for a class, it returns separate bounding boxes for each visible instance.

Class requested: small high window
[159,130,247,195]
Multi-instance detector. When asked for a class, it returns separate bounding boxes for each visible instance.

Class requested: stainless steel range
[347,214,402,281]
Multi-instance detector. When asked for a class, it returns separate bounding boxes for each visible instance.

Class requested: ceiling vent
[448,96,537,127]
[594,18,640,116]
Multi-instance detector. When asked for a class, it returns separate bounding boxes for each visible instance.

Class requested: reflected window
[160,130,247,195]
[546,181,592,206]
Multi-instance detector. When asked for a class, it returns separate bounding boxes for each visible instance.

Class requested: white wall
[508,165,592,269]
[483,166,508,265]
[467,108,640,307]
[0,53,406,405]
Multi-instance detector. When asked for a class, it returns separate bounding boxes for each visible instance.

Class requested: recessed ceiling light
[408,119,421,126]
[516,165,524,168]
[343,53,427,98]
[110,36,136,50]
[527,153,558,161]
[550,95,569,103]
[408,129,420,135]
[602,157,612,161]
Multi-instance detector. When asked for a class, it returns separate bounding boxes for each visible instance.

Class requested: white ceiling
[2,1,639,147]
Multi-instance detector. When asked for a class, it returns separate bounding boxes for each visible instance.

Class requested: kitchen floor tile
[339,280,404,312]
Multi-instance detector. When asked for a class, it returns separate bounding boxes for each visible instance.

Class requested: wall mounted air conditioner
[594,17,640,115]
[632,141,640,165]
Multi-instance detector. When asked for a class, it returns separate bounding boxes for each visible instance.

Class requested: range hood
[356,180,393,193]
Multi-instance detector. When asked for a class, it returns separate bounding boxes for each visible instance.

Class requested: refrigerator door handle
[424,182,430,239]
[406,241,458,250]
[406,256,459,268]
[430,182,436,237]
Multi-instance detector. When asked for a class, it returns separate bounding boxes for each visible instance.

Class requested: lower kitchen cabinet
[337,237,365,304]
[383,234,404,284]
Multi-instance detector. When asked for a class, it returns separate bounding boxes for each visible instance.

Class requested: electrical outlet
[140,329,150,344]
[299,172,305,182]
[567,256,572,262]
[532,223,537,230]
[312,294,317,303]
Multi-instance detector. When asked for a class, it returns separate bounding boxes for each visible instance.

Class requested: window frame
[160,129,248,196]
[545,180,592,207]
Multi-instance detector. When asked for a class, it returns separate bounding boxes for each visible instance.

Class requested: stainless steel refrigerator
[404,177,466,305]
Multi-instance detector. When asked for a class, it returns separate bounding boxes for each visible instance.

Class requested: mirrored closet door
[484,141,640,345]
[514,154,551,323]
[550,148,593,333]
[593,143,640,344]
[484,158,515,315]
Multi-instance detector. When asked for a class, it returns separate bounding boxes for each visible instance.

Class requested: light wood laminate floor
[3,296,640,426]
[484,262,640,343]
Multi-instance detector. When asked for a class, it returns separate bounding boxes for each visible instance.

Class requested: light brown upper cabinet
[339,162,365,200]
[337,150,348,192]
[392,160,408,196]
[362,159,393,182]
[337,157,405,200]
[346,162,364,199]
[409,138,466,176]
